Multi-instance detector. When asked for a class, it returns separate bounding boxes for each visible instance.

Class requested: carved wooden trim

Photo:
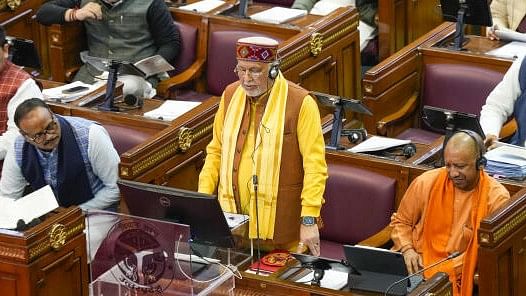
[28,219,85,261]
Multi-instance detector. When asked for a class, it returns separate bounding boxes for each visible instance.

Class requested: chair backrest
[206,30,279,96]
[320,162,396,244]
[422,63,504,118]
[103,124,152,155]
[172,21,198,76]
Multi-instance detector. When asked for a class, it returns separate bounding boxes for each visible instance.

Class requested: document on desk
[178,0,225,13]
[487,41,526,60]
[0,186,59,229]
[250,7,307,24]
[143,100,201,121]
[485,143,526,179]
[348,136,411,153]
[43,81,102,103]
[296,269,348,290]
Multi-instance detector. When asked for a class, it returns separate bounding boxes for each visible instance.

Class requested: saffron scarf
[422,168,489,296]
[218,73,287,240]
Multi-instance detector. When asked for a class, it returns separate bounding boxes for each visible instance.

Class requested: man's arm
[36,0,80,25]
[291,0,318,11]
[147,0,181,63]
[81,124,120,210]
[198,97,225,194]
[480,56,523,139]
[297,95,328,256]
[390,175,428,273]
[0,79,43,160]
[0,141,28,199]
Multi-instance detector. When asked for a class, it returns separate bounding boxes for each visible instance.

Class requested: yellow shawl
[218,73,288,240]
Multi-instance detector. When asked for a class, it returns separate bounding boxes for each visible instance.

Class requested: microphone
[383,251,461,296]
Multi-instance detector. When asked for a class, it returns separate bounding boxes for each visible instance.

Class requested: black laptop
[343,245,414,296]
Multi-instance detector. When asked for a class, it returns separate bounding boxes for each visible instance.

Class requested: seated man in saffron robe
[390,130,510,296]
[0,98,120,211]
[198,37,327,256]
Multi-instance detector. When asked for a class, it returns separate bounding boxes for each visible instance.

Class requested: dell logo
[159,196,171,207]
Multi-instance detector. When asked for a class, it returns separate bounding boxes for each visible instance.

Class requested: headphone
[343,128,367,144]
[123,94,143,108]
[382,143,417,159]
[444,129,487,170]
[268,60,280,79]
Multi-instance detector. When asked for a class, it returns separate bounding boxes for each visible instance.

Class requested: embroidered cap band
[236,36,279,63]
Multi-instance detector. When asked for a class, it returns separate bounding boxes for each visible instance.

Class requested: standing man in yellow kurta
[390,130,510,296]
[198,36,327,256]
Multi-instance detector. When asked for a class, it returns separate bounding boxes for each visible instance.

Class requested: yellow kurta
[198,85,326,221]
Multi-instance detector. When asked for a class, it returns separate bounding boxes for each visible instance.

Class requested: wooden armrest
[156,59,206,98]
[499,119,517,140]
[376,92,418,136]
[357,225,392,247]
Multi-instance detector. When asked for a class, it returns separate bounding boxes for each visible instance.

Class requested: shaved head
[444,132,484,191]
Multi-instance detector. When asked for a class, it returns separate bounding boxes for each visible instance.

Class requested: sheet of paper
[250,7,307,24]
[178,0,225,13]
[487,41,526,60]
[296,269,348,290]
[0,185,59,229]
[43,81,102,103]
[143,100,201,121]
[348,136,411,153]
[223,212,249,229]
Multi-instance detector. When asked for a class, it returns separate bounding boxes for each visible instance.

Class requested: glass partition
[87,210,246,295]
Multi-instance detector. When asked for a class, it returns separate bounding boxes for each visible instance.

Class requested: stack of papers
[143,100,201,121]
[250,7,307,24]
[43,81,101,103]
[347,136,411,153]
[178,0,225,13]
[310,0,354,16]
[485,144,526,180]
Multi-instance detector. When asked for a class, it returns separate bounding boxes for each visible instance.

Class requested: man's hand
[402,248,423,274]
[76,2,102,21]
[487,26,500,41]
[298,224,320,256]
[484,134,498,150]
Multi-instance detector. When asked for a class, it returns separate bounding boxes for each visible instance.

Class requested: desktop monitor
[118,179,235,248]
[439,0,492,50]
[422,105,485,139]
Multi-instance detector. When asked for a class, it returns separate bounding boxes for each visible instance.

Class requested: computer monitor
[439,0,492,50]
[118,179,235,248]
[422,105,485,139]
[7,36,41,69]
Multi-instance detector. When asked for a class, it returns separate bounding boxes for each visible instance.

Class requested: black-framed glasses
[23,117,58,144]
[234,65,264,78]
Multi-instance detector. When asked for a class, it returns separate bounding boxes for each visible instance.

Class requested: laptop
[343,245,416,296]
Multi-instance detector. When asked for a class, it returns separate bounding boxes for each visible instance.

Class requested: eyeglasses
[23,117,58,144]
[234,65,264,78]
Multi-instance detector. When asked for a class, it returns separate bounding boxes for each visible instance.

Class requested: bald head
[443,132,484,191]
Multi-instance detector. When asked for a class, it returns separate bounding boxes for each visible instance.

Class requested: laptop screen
[118,179,235,248]
[343,245,407,276]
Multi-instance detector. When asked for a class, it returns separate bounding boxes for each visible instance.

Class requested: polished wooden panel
[378,0,443,61]
[0,207,88,296]
[478,189,526,296]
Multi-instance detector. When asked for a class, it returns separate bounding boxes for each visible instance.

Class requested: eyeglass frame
[233,64,265,78]
[21,115,59,144]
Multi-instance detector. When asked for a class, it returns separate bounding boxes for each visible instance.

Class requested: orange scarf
[422,168,489,296]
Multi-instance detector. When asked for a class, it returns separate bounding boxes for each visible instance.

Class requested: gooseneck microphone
[383,251,462,296]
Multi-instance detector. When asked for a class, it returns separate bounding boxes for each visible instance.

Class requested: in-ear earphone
[268,60,280,79]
